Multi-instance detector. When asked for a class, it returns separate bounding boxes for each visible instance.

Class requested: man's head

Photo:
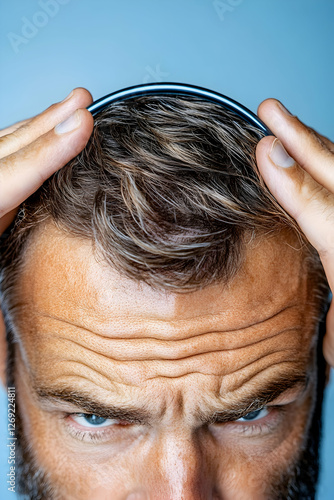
[0,96,330,499]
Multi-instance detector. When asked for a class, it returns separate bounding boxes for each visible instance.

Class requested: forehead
[20,223,307,326]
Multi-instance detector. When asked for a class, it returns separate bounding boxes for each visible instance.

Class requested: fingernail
[269,139,295,168]
[278,102,294,117]
[61,90,74,103]
[55,110,81,134]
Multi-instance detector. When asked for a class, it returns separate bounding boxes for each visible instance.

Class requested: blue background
[0,0,333,498]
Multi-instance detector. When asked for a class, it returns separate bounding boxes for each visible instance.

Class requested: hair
[0,95,329,309]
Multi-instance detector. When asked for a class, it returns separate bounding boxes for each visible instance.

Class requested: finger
[312,129,334,153]
[257,137,334,368]
[257,99,334,193]
[324,300,334,367]
[0,107,94,218]
[0,118,31,138]
[0,87,93,159]
[0,208,18,235]
[256,136,334,257]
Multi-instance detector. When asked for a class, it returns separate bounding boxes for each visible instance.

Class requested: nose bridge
[155,429,216,500]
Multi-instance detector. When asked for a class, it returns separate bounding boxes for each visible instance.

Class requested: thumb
[324,299,334,367]
[0,208,17,234]
[256,135,334,257]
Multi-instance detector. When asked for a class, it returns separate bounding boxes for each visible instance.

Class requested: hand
[256,99,334,368]
[0,88,94,235]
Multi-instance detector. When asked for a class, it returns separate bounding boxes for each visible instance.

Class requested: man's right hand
[0,87,94,235]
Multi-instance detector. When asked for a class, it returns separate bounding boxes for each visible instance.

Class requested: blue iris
[83,414,108,426]
[241,409,264,421]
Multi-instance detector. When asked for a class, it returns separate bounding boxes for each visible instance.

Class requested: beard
[268,317,328,500]
[6,318,328,500]
[268,394,324,500]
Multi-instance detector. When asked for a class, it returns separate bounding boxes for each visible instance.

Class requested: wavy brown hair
[0,95,327,296]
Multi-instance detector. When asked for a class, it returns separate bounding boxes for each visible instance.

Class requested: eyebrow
[34,371,309,426]
[34,386,151,424]
[206,371,309,424]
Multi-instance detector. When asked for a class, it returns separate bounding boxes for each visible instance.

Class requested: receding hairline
[0,94,329,311]
[13,216,326,309]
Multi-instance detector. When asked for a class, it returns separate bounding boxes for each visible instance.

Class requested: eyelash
[62,406,288,443]
[62,414,133,443]
[226,406,288,437]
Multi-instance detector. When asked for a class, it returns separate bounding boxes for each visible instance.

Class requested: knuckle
[0,133,19,158]
[307,126,333,155]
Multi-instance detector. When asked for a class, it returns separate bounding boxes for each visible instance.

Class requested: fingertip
[76,108,94,143]
[69,87,93,110]
[55,108,93,157]
[71,87,94,105]
[323,334,334,369]
[257,98,280,117]
[78,107,94,127]
[256,135,276,162]
[54,108,93,137]
[255,136,290,197]
[0,208,18,235]
[258,99,296,130]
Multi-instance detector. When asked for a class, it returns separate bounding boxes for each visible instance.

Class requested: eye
[71,413,118,428]
[236,407,269,422]
[63,413,137,443]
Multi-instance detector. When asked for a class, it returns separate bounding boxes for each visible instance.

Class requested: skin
[7,222,322,498]
[0,89,333,498]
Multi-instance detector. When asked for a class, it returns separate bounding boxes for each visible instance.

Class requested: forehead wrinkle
[15,347,140,410]
[48,329,298,368]
[22,310,311,391]
[44,323,303,364]
[46,340,302,387]
[32,301,302,343]
[218,358,308,398]
[32,374,140,401]
[209,351,302,396]
[25,333,300,396]
[30,360,124,395]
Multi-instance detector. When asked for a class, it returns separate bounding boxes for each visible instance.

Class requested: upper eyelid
[235,407,269,421]
[209,403,285,424]
[230,384,309,422]
[66,412,140,425]
[71,414,117,426]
